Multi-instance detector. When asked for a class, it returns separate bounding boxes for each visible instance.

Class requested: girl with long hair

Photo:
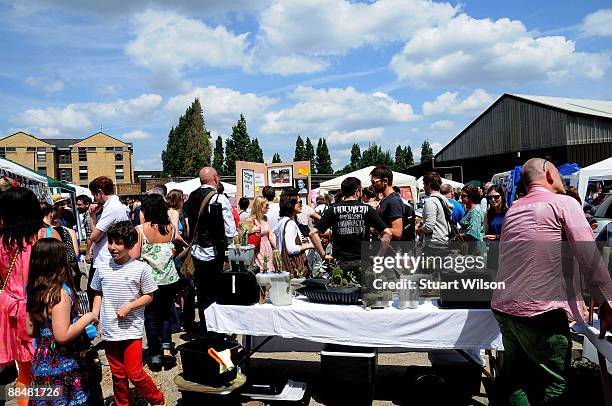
[0,188,58,406]
[244,196,277,272]
[136,194,179,370]
[26,239,96,405]
[41,202,80,286]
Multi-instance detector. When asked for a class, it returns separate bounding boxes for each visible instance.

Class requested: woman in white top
[274,194,313,276]
[136,194,179,371]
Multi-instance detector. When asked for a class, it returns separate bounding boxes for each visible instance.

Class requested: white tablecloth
[205,297,503,350]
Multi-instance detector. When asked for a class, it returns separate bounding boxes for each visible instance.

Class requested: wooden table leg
[598,351,612,406]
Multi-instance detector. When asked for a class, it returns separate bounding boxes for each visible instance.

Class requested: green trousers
[494,309,572,406]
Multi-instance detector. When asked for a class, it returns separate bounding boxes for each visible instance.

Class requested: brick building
[0,131,134,187]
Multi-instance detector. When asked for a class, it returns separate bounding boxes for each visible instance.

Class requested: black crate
[320,345,377,405]
[177,338,240,387]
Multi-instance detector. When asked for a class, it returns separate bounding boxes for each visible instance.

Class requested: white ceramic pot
[256,273,272,287]
[269,272,292,306]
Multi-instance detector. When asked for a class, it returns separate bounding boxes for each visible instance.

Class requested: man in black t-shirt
[370,166,404,240]
[310,177,391,278]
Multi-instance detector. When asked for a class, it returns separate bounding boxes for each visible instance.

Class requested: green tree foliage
[184,99,212,176]
[272,153,282,163]
[305,137,316,172]
[224,114,251,176]
[361,144,394,168]
[394,145,414,172]
[420,140,434,163]
[294,136,306,161]
[212,135,224,174]
[162,98,211,176]
[250,138,264,163]
[340,143,363,173]
[315,138,333,174]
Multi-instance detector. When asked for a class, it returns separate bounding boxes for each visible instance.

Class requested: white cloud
[430,120,454,130]
[165,86,277,132]
[10,93,162,137]
[327,128,384,146]
[581,9,612,37]
[422,89,494,116]
[258,0,456,56]
[261,86,418,135]
[122,130,151,139]
[25,76,64,94]
[136,156,162,170]
[391,14,611,86]
[126,10,252,79]
[9,0,267,17]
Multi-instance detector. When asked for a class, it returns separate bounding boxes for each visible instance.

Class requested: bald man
[492,157,612,404]
[183,166,237,333]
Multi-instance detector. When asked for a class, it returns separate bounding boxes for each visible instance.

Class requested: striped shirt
[90,257,157,341]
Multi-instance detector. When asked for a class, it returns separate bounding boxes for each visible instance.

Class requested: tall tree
[294,136,306,161]
[349,143,362,171]
[420,140,434,164]
[394,145,405,172]
[315,139,333,174]
[250,138,264,163]
[305,137,316,172]
[161,127,181,176]
[272,153,282,163]
[404,145,414,167]
[212,135,224,174]
[183,98,212,176]
[224,114,251,176]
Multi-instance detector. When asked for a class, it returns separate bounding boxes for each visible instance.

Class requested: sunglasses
[460,194,467,198]
[370,178,383,184]
[488,195,501,200]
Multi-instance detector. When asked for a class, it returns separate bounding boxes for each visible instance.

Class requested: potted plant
[228,222,256,267]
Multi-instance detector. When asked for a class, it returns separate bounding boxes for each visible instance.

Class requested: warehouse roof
[511,94,612,119]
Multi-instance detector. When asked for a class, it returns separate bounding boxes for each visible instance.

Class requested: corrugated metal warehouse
[434,94,612,181]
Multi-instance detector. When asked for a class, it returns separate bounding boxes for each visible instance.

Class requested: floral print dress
[31,316,88,405]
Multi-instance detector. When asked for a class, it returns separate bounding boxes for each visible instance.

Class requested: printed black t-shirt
[315,200,388,261]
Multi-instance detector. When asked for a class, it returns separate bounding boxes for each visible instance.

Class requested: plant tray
[297,286,361,305]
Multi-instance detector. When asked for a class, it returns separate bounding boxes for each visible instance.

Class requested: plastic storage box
[320,344,377,405]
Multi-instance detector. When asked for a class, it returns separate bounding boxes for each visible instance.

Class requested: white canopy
[68,183,94,199]
[417,176,464,190]
[0,158,47,183]
[577,156,612,205]
[165,178,237,197]
[319,166,418,201]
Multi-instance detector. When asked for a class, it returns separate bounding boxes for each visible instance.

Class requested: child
[25,238,94,405]
[91,221,165,406]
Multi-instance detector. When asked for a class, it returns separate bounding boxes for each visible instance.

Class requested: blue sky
[0,0,611,171]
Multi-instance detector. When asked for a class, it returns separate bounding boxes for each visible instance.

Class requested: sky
[0,0,611,171]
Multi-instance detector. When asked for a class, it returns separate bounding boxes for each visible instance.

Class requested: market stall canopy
[0,157,51,201]
[577,156,612,205]
[68,183,94,199]
[165,178,237,197]
[319,166,418,201]
[417,176,463,190]
[45,175,75,193]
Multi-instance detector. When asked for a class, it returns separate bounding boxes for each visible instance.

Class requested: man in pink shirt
[492,158,612,405]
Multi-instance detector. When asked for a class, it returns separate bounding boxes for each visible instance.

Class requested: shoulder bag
[433,195,463,241]
[280,219,310,277]
[178,191,217,276]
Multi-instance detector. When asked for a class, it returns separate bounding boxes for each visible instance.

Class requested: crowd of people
[1,159,612,405]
